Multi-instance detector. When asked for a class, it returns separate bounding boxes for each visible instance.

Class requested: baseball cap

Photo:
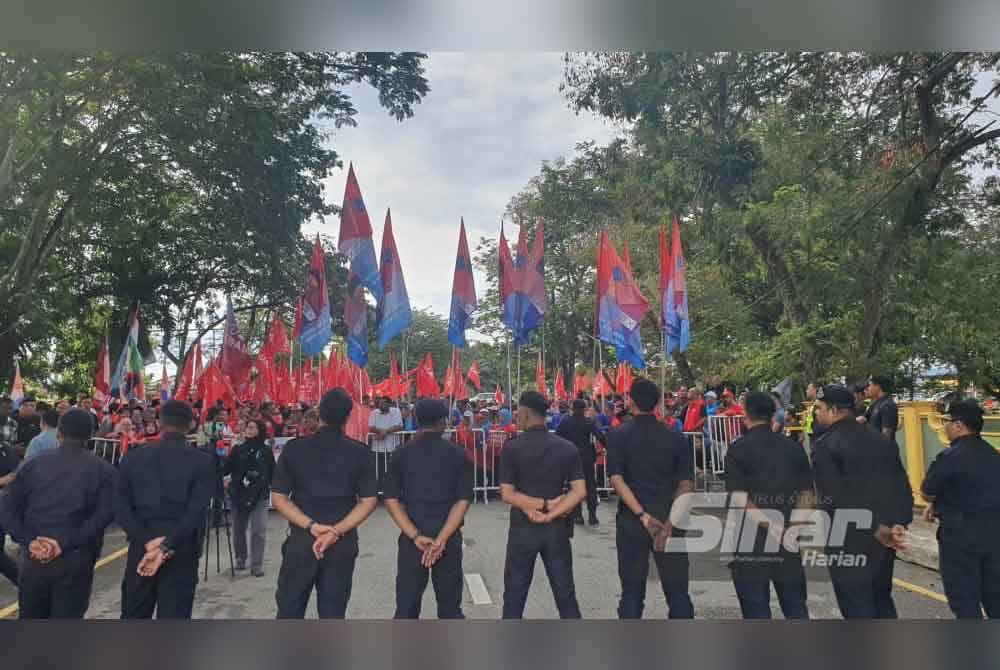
[818,384,854,410]
[705,391,717,400]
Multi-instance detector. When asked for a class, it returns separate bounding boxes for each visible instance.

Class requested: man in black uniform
[115,400,216,619]
[556,399,607,526]
[383,399,473,619]
[921,399,1000,618]
[724,392,814,619]
[811,384,913,619]
[271,388,378,619]
[863,375,899,443]
[0,410,115,618]
[499,391,586,619]
[607,378,695,619]
[0,396,21,586]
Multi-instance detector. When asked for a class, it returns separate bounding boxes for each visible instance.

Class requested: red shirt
[721,405,745,417]
[683,400,707,432]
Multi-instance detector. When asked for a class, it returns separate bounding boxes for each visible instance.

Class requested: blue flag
[376,209,413,350]
[298,236,332,357]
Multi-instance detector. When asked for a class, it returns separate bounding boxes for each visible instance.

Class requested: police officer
[0,395,20,586]
[607,378,695,619]
[115,400,216,619]
[0,409,115,618]
[556,398,607,526]
[271,388,378,619]
[863,375,899,443]
[498,391,586,619]
[811,384,913,619]
[383,399,473,619]
[921,399,1000,618]
[724,392,814,619]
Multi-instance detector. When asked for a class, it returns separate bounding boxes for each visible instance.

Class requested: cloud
[304,52,620,335]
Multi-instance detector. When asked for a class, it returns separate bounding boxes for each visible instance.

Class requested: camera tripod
[203,490,235,580]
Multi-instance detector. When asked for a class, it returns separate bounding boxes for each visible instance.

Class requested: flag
[664,215,691,357]
[376,209,413,350]
[193,341,204,386]
[361,368,373,399]
[200,362,234,422]
[595,231,649,369]
[501,220,547,346]
[447,219,478,348]
[593,369,612,399]
[554,369,567,402]
[494,384,505,406]
[324,352,341,393]
[10,361,24,409]
[417,353,440,398]
[221,296,253,385]
[262,311,291,359]
[615,363,629,395]
[159,361,171,402]
[94,334,110,404]
[345,269,369,367]
[467,361,481,391]
[771,377,794,408]
[535,351,546,398]
[442,363,454,398]
[573,373,591,397]
[299,236,332,358]
[337,163,384,303]
[174,345,196,401]
[111,304,146,401]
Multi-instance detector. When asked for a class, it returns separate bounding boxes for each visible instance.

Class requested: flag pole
[506,332,513,414]
[515,345,521,404]
[660,330,667,417]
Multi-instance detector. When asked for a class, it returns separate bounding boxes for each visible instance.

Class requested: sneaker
[574,516,584,525]
[251,567,265,577]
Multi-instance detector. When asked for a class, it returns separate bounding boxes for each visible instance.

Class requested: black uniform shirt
[382,432,473,535]
[0,436,19,478]
[865,395,899,441]
[555,414,606,460]
[922,435,1000,525]
[725,425,814,518]
[114,431,216,549]
[15,414,41,449]
[811,418,913,529]
[270,425,377,528]
[0,442,116,555]
[498,426,584,527]
[606,414,694,520]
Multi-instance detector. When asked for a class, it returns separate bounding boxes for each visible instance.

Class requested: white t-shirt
[368,407,403,453]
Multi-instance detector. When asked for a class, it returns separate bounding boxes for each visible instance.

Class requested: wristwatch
[306,520,316,533]
[160,540,175,560]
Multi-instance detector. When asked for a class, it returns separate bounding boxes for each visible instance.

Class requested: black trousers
[276,527,358,619]
[938,529,1000,619]
[827,534,897,619]
[121,540,200,619]
[19,549,96,619]
[731,552,809,619]
[576,452,598,518]
[395,531,464,619]
[616,513,694,619]
[0,527,18,586]
[502,522,581,619]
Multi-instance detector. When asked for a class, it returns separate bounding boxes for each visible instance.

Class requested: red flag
[467,361,481,391]
[494,384,505,406]
[388,354,402,400]
[174,344,196,401]
[593,369,612,398]
[361,368,372,399]
[442,363,454,398]
[417,353,440,398]
[300,359,319,405]
[324,352,340,393]
[193,341,204,387]
[275,364,294,406]
[615,363,628,395]
[94,334,110,403]
[554,369,567,402]
[262,311,291,359]
[221,297,252,385]
[535,352,546,398]
[625,363,634,393]
[450,349,467,400]
[200,362,235,422]
[290,297,304,341]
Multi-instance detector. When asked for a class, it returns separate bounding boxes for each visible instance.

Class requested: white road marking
[465,573,492,605]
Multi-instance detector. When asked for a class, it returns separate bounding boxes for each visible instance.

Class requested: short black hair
[58,409,94,440]
[869,375,894,394]
[35,401,51,412]
[630,378,660,412]
[518,391,549,418]
[415,399,449,427]
[819,385,854,410]
[946,399,984,433]
[319,388,353,427]
[745,392,776,422]
[160,400,195,430]
[571,399,587,413]
[41,409,60,429]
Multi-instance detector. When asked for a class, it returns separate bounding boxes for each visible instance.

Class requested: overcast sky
[303,52,621,329]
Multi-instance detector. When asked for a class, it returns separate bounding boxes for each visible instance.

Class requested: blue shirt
[24,429,58,463]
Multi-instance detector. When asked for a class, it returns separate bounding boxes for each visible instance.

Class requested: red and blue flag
[376,208,413,350]
[595,231,648,369]
[337,163,384,304]
[664,216,691,357]
[447,219,478,348]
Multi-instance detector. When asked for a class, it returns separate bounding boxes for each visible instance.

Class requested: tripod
[203,488,236,580]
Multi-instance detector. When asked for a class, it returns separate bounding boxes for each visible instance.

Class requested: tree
[0,52,429,387]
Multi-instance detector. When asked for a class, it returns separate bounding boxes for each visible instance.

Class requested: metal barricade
[91,437,123,465]
[682,431,711,492]
[593,434,613,497]
[707,415,744,479]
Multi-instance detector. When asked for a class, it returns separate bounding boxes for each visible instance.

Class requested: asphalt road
[0,498,954,619]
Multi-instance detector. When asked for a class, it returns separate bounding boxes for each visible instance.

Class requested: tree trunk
[674,352,696,387]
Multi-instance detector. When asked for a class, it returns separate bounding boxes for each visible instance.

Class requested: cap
[818,384,854,410]
[705,391,717,400]
[414,399,449,426]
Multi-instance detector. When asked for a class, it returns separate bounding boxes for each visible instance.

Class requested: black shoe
[588,514,599,526]
[574,515,584,525]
